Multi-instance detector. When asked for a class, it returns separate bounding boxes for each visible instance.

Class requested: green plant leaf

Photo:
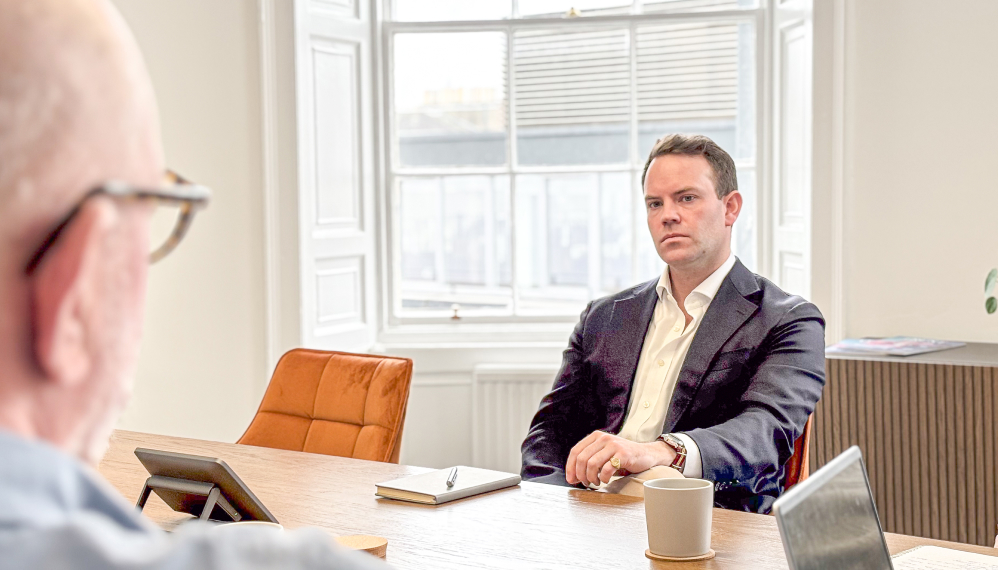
[987,269,998,295]
[987,297,997,314]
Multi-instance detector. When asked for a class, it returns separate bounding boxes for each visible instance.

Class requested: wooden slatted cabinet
[814,344,998,547]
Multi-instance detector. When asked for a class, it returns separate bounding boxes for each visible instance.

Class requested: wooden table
[100,430,998,569]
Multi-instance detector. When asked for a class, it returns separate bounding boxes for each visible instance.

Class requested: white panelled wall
[294,0,380,353]
[771,0,813,299]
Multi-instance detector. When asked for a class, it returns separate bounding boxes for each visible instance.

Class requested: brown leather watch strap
[658,434,688,474]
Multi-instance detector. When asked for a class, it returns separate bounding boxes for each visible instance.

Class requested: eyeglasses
[24,170,211,275]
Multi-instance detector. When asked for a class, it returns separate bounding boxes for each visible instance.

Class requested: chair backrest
[237,349,413,463]
[783,415,813,492]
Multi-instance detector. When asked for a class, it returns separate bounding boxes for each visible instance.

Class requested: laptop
[772,446,894,570]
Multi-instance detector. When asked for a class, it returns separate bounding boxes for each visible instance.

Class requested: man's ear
[30,202,110,387]
[723,191,743,226]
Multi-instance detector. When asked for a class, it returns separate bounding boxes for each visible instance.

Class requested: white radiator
[472,364,559,473]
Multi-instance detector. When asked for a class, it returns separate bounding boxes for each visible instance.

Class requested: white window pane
[642,0,756,14]
[515,173,597,316]
[636,21,756,163]
[393,0,511,21]
[599,172,635,294]
[394,33,507,167]
[519,0,631,17]
[400,178,440,283]
[514,28,630,166]
[399,176,512,315]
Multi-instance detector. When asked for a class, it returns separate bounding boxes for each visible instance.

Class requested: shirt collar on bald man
[656,254,737,308]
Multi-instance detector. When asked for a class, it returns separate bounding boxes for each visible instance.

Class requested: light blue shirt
[0,430,387,570]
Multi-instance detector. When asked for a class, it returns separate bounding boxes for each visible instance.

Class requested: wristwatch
[657,433,688,474]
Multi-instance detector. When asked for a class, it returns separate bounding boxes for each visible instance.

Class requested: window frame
[376,1,772,343]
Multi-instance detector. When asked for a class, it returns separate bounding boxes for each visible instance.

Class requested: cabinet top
[825,341,998,367]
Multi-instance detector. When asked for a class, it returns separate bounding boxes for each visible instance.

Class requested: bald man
[0,1,383,568]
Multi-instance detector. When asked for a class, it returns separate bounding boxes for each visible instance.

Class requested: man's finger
[575,439,608,487]
[566,431,603,484]
[587,444,619,485]
[599,457,623,484]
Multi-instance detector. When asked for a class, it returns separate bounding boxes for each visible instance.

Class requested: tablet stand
[136,475,243,522]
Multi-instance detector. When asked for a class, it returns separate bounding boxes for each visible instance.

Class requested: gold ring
[610,457,621,469]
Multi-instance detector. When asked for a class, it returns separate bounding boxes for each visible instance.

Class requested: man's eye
[680,195,696,203]
[646,201,661,209]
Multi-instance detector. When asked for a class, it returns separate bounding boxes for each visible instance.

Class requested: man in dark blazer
[520,134,825,514]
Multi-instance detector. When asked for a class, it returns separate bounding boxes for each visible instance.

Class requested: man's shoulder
[732,263,824,322]
[587,277,658,313]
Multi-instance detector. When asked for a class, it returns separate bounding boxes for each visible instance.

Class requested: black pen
[446,467,459,488]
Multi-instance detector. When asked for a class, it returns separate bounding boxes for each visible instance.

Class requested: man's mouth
[661,234,687,243]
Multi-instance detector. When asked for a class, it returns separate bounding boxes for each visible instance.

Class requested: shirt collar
[656,254,737,306]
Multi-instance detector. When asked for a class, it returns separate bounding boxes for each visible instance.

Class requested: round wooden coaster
[645,548,715,562]
[335,535,388,559]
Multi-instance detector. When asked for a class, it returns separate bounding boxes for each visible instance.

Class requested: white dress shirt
[616,254,737,479]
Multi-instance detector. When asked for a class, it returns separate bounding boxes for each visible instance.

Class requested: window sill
[375,321,574,350]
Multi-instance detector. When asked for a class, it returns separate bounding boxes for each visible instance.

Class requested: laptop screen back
[773,446,893,570]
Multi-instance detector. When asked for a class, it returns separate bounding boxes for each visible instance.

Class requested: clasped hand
[565,430,676,488]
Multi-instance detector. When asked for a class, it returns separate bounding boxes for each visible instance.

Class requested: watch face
[664,435,684,450]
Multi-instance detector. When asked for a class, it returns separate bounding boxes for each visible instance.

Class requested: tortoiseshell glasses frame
[24,170,211,275]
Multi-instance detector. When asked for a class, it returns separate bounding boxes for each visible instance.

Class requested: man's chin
[657,248,696,267]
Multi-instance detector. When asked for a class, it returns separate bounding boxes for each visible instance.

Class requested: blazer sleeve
[520,302,597,485]
[681,300,826,496]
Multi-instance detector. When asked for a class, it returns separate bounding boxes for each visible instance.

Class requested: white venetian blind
[637,22,739,121]
[510,22,740,128]
[513,28,630,127]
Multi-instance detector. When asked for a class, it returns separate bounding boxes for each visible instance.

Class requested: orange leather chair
[237,349,413,463]
[783,415,813,492]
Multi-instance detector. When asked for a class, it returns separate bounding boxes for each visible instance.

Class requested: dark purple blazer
[520,260,826,513]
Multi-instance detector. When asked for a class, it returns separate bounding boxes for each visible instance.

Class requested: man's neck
[668,250,731,307]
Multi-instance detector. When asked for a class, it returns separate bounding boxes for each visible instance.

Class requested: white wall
[112,0,269,442]
[813,0,998,343]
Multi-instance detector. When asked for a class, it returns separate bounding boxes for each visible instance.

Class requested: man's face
[643,154,740,272]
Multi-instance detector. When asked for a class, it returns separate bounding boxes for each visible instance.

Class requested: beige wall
[112,0,269,442]
[837,0,998,342]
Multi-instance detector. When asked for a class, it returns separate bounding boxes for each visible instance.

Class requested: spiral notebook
[375,466,521,505]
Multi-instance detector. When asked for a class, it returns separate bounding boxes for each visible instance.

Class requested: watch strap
[658,434,688,474]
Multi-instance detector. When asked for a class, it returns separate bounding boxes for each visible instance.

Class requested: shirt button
[673,325,681,332]
[657,359,665,367]
[643,401,651,408]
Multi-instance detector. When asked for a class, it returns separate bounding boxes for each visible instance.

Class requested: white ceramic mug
[643,477,713,558]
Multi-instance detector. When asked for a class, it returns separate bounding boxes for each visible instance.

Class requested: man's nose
[655,202,680,225]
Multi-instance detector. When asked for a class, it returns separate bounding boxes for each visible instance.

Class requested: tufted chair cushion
[237,349,413,463]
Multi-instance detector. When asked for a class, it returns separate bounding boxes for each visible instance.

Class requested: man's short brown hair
[640,134,738,198]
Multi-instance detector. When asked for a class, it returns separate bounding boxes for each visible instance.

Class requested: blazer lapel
[603,280,659,432]
[662,260,760,433]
